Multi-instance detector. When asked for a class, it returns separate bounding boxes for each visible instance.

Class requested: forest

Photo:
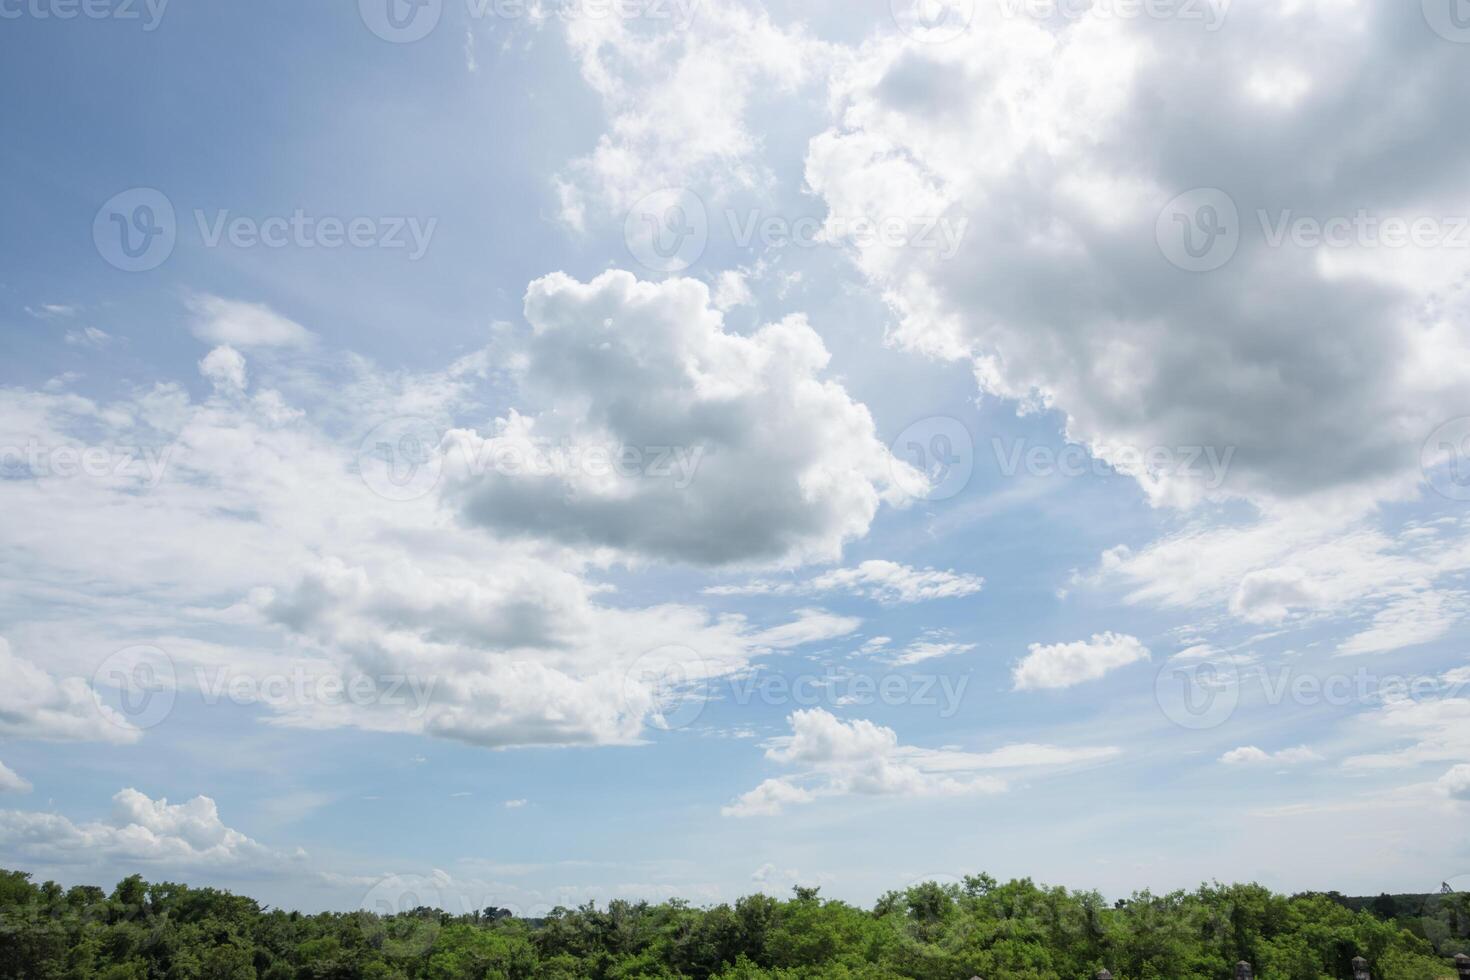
[3,868,1469,979]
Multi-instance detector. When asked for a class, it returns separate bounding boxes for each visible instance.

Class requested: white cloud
[749,608,862,651]
[1086,514,1470,650]
[723,708,1117,817]
[1012,632,1150,691]
[26,303,77,319]
[188,295,314,349]
[199,345,248,393]
[891,638,975,667]
[1220,746,1323,767]
[553,2,823,221]
[0,302,893,754]
[722,777,816,818]
[1229,567,1326,625]
[712,270,754,311]
[444,271,916,566]
[806,5,1470,510]
[1438,765,1470,802]
[504,799,528,809]
[1343,687,1470,771]
[1336,591,1464,657]
[0,761,31,794]
[0,638,140,745]
[64,326,111,349]
[0,789,298,868]
[707,560,983,605]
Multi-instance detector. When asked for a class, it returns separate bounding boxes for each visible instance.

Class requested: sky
[1,0,1469,916]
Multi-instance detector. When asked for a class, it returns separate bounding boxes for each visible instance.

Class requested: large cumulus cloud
[806,3,1470,508]
[444,271,917,565]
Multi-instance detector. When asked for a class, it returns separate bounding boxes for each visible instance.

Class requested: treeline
[2,868,1467,979]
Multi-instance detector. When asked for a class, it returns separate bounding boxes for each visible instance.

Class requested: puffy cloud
[254,558,850,750]
[553,1,823,222]
[199,345,248,393]
[765,708,896,765]
[723,708,1117,817]
[722,777,817,818]
[0,638,140,744]
[1220,746,1323,767]
[0,789,297,868]
[444,271,915,566]
[712,270,754,312]
[706,560,983,605]
[1229,567,1326,625]
[807,4,1470,509]
[1438,765,1470,802]
[0,295,895,754]
[0,761,31,794]
[189,295,313,349]
[1012,632,1150,691]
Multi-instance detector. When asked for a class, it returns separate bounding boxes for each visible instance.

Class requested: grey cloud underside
[455,476,839,566]
[444,272,905,566]
[814,5,1470,505]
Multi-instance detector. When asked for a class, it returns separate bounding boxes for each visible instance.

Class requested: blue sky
[2,0,1470,914]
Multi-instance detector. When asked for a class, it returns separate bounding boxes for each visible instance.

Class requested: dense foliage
[2,868,1466,979]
